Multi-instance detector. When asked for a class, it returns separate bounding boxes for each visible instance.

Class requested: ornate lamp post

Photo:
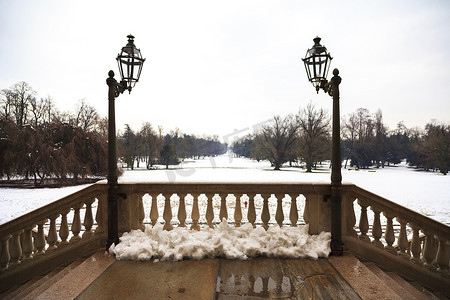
[106,35,145,250]
[302,37,343,255]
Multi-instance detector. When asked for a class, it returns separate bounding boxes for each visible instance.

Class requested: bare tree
[95,116,109,139]
[342,108,375,168]
[373,109,389,167]
[254,115,300,170]
[29,97,47,127]
[73,99,99,132]
[9,82,35,127]
[43,95,56,123]
[0,89,14,119]
[140,122,161,169]
[297,103,331,172]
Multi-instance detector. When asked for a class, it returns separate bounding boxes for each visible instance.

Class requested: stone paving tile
[77,257,361,299]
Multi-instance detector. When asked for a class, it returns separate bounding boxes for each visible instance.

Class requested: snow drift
[109,220,331,262]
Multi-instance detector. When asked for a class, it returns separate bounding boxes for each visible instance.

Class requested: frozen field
[1,154,449,226]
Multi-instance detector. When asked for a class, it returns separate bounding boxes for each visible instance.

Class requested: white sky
[1,0,449,140]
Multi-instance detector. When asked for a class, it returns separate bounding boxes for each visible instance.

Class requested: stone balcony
[0,182,449,298]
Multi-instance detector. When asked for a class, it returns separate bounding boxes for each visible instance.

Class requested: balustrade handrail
[2,182,448,238]
[2,182,448,237]
[115,182,333,195]
[0,184,106,237]
[343,185,450,240]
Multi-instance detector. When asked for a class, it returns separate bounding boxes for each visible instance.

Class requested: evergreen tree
[160,142,179,169]
[423,123,450,175]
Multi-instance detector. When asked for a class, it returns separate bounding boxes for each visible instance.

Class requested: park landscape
[1,0,450,298]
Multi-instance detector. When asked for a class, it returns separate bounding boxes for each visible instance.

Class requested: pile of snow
[109,220,331,261]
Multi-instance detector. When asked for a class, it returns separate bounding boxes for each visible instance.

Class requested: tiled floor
[77,257,361,300]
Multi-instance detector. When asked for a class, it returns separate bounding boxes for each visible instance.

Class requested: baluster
[22,225,34,261]
[357,199,370,242]
[70,203,83,243]
[275,194,284,227]
[95,195,106,234]
[289,194,298,227]
[219,194,228,222]
[371,206,383,248]
[191,194,200,231]
[47,214,59,252]
[303,195,309,225]
[396,217,409,258]
[261,194,270,230]
[409,224,422,264]
[383,212,396,254]
[1,234,11,271]
[422,231,436,268]
[178,193,187,227]
[9,230,23,266]
[435,236,449,271]
[163,194,173,231]
[150,194,159,226]
[234,194,242,227]
[138,193,145,231]
[206,193,214,228]
[342,195,357,236]
[35,219,47,256]
[247,193,256,227]
[59,209,70,246]
[82,198,95,238]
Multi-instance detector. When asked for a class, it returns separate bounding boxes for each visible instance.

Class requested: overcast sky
[1,0,449,141]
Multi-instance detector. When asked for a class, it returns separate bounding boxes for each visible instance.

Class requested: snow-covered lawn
[1,154,449,226]
[0,184,92,224]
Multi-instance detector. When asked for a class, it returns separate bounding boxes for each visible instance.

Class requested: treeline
[232,106,450,175]
[232,103,330,172]
[0,82,229,186]
[0,82,109,185]
[119,124,227,170]
[342,108,449,174]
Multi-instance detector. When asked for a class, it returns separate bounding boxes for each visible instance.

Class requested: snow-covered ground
[1,154,449,226]
[0,184,92,224]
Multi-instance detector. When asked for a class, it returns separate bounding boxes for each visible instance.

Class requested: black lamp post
[106,35,145,250]
[303,37,343,256]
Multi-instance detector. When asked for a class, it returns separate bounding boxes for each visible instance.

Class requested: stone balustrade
[0,184,107,289]
[341,185,449,279]
[115,183,333,236]
[1,181,449,293]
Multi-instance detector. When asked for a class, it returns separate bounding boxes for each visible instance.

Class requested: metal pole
[106,70,119,250]
[330,68,343,255]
